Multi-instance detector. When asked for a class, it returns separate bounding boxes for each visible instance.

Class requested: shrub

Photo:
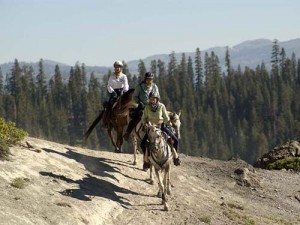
[0,117,28,160]
[267,157,300,171]
[11,177,26,189]
[0,137,10,160]
[0,118,28,146]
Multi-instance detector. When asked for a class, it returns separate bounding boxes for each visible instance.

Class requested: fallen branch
[18,141,41,153]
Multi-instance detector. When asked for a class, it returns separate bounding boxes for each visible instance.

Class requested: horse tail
[83,110,105,142]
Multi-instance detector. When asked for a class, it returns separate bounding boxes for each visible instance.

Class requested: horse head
[168,111,181,139]
[114,88,138,117]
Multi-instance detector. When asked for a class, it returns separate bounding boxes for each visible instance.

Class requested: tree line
[1,39,299,163]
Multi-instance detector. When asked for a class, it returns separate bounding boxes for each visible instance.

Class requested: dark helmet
[149,91,160,100]
[144,72,154,79]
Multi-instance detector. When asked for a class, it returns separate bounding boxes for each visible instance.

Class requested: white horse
[146,122,174,211]
[129,111,181,165]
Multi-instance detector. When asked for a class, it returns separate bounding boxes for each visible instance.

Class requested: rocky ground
[0,137,299,225]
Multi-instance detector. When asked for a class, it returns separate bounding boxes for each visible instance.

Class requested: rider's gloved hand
[111,91,117,99]
[138,102,145,109]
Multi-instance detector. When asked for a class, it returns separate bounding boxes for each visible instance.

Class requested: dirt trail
[0,137,299,225]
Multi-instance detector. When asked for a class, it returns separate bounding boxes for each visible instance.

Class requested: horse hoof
[150,180,154,185]
[115,148,121,153]
[167,189,171,195]
[157,191,162,198]
[133,161,137,165]
[164,204,169,211]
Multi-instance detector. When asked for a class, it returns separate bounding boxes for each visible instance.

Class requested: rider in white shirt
[107,60,129,102]
[103,60,129,126]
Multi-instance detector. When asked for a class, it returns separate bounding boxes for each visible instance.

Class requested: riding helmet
[149,91,160,100]
[114,60,123,67]
[144,72,154,79]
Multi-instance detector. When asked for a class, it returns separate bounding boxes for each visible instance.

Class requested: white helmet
[113,60,123,67]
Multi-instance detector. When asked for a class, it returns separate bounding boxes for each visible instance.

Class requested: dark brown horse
[84,88,137,153]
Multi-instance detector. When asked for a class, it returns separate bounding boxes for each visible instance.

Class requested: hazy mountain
[0,60,110,82]
[126,38,300,74]
[1,38,300,80]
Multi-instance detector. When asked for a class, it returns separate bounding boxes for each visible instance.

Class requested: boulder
[254,140,300,169]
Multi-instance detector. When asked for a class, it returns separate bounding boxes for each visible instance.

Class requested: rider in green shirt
[123,72,159,140]
[141,92,181,170]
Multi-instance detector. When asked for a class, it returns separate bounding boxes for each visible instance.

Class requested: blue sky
[0,0,299,67]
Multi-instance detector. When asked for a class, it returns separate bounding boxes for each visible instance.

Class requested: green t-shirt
[142,102,169,125]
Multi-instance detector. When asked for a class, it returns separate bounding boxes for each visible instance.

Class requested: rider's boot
[172,146,181,166]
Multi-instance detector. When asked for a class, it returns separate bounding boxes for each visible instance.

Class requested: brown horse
[84,88,137,153]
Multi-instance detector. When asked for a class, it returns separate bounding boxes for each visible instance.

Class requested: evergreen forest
[1,39,300,164]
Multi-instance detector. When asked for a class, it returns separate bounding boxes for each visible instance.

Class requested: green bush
[0,117,28,146]
[0,117,28,160]
[267,157,300,171]
[0,137,10,160]
[11,177,26,189]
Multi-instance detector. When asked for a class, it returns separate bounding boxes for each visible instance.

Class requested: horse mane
[120,88,135,102]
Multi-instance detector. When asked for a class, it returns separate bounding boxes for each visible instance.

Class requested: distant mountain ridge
[126,38,300,74]
[1,38,300,80]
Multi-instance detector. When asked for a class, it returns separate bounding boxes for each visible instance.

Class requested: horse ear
[177,111,181,117]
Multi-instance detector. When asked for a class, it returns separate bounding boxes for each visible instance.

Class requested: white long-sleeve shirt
[107,73,129,93]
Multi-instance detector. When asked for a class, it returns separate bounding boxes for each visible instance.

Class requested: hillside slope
[0,137,299,225]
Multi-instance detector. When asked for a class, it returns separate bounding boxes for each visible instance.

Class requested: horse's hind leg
[165,165,171,195]
[149,164,154,185]
[107,128,117,151]
[131,135,137,165]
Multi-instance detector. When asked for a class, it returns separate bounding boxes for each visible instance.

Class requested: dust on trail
[0,137,299,225]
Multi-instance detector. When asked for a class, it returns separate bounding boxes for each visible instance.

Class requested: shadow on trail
[41,147,150,206]
[43,147,146,182]
[40,171,141,207]
[43,147,121,181]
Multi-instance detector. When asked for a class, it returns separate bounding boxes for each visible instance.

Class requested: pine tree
[297,59,300,86]
[85,72,103,149]
[138,60,146,82]
[150,60,157,77]
[0,67,3,95]
[225,46,232,76]
[194,48,203,92]
[271,39,280,85]
[35,59,49,137]
[0,67,4,117]
[48,65,69,142]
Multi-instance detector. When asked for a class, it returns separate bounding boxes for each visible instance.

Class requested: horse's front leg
[166,164,171,195]
[107,127,117,150]
[155,169,168,211]
[155,169,164,198]
[163,166,170,211]
[149,164,154,185]
[131,135,138,165]
[115,127,123,153]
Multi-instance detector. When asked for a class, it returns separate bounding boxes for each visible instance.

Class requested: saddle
[161,131,174,147]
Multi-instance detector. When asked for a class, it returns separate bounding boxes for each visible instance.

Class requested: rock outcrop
[254,140,300,169]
